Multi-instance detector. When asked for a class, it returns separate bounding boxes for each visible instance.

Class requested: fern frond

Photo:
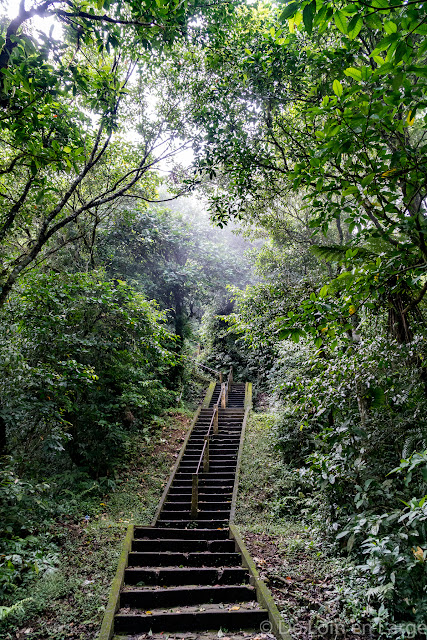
[402,429,427,459]
[0,598,32,621]
[310,244,372,263]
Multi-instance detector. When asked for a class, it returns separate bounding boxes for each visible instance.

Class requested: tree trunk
[388,293,412,344]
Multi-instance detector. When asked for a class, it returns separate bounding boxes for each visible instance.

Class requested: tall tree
[0,0,234,306]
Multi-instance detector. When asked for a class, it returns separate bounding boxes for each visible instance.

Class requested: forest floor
[3,410,192,640]
[235,409,373,640]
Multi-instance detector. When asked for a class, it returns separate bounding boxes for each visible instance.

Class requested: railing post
[221,383,226,408]
[229,366,233,384]
[219,372,223,384]
[203,436,209,472]
[191,474,198,519]
[213,405,218,434]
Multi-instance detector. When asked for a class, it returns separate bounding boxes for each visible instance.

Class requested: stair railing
[188,358,223,383]
[191,383,227,519]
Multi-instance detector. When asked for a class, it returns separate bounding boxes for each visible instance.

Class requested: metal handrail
[191,381,228,519]
[187,357,223,382]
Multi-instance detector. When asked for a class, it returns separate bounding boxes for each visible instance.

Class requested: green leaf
[303,0,316,35]
[347,14,363,39]
[319,285,329,298]
[342,185,359,196]
[291,330,301,343]
[63,146,72,154]
[332,79,343,97]
[344,67,362,81]
[361,173,375,187]
[333,10,347,35]
[394,41,409,64]
[280,2,299,21]
[371,0,390,9]
[371,33,399,55]
[383,20,397,34]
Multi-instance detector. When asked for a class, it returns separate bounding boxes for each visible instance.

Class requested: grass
[235,410,371,640]
[1,409,192,640]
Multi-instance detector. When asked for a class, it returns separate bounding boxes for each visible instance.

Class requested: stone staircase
[99,376,284,640]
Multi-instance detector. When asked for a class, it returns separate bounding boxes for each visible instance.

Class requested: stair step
[114,609,268,633]
[127,551,241,567]
[169,485,233,492]
[131,539,236,552]
[162,502,231,511]
[166,493,232,502]
[124,566,248,586]
[157,520,229,528]
[120,585,255,608]
[134,528,229,540]
[158,511,231,521]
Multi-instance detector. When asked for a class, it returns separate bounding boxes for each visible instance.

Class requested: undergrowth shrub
[271,329,427,631]
[0,271,177,474]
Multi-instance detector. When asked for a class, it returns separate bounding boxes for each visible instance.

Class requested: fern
[0,598,32,622]
[402,429,427,459]
[310,244,372,263]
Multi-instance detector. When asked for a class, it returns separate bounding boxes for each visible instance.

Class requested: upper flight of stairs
[99,378,285,640]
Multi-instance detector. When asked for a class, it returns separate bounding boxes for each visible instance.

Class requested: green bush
[0,271,177,474]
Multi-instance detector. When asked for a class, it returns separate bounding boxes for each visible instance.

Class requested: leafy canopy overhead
[155,0,427,344]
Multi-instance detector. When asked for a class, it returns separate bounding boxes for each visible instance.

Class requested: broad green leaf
[372,54,386,66]
[342,185,359,196]
[332,79,343,97]
[372,33,399,54]
[319,285,329,298]
[334,10,347,35]
[383,20,397,34]
[303,1,315,35]
[394,41,409,64]
[347,14,363,39]
[280,2,299,21]
[344,67,362,81]
[291,330,301,343]
[361,173,375,187]
[63,146,72,154]
[371,0,390,9]
[294,11,302,26]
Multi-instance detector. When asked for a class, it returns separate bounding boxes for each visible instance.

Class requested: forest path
[99,378,287,640]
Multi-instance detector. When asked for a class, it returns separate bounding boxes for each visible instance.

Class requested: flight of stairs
[106,382,273,639]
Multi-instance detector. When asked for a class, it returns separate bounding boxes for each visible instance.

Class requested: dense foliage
[2,0,427,636]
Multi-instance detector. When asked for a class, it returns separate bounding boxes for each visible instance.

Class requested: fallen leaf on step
[145,611,153,615]
[229,606,240,610]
